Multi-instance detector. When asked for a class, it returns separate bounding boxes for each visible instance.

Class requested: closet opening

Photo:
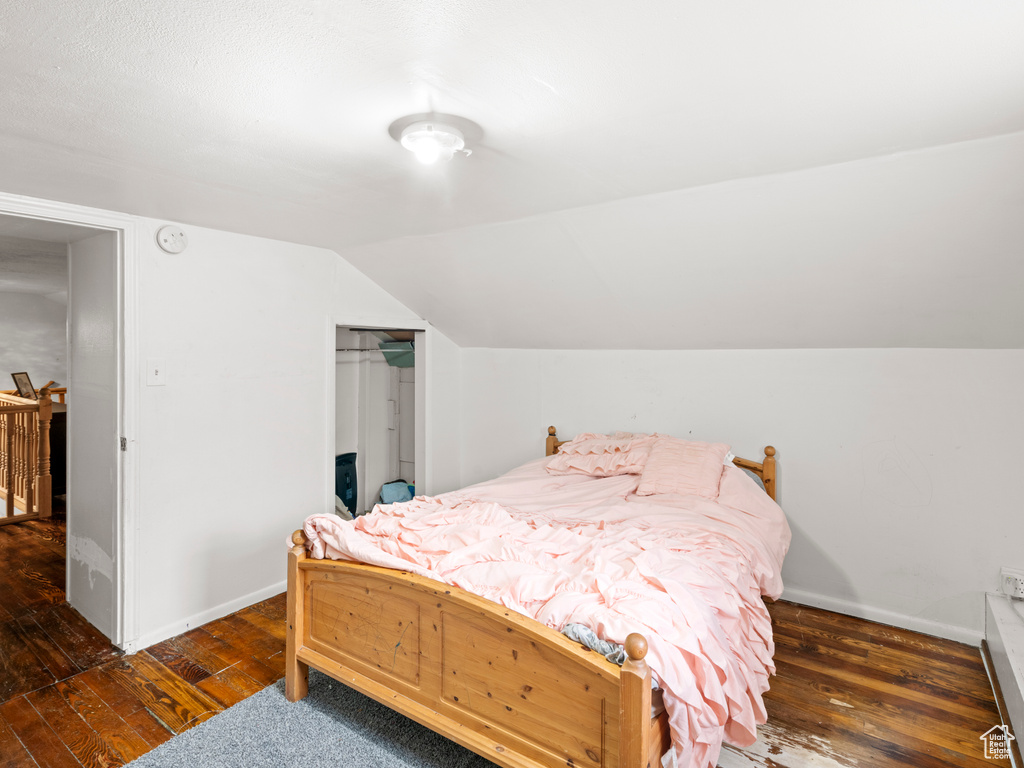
[334,327,417,517]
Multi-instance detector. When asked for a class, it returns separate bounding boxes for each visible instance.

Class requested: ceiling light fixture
[389,113,481,166]
[400,121,470,164]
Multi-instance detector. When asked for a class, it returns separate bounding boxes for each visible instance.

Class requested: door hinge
[120,436,127,452]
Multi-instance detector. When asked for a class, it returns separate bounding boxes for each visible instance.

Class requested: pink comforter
[301,457,790,768]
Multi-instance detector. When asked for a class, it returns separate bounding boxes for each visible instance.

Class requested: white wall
[133,218,423,648]
[459,347,1024,643]
[0,290,67,387]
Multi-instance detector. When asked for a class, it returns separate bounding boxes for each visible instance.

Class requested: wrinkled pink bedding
[300,457,790,768]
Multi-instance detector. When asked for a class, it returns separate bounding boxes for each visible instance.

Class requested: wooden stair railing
[0,380,65,404]
[0,390,53,524]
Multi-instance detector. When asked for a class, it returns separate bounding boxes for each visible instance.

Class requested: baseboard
[781,587,984,646]
[123,579,287,653]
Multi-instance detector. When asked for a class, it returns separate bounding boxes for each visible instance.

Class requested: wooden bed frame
[286,428,779,768]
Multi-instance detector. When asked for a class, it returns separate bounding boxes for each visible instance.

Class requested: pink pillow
[546,432,657,477]
[556,432,644,455]
[636,438,731,499]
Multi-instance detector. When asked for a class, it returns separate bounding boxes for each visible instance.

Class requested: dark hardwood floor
[0,513,287,767]
[751,600,1010,768]
[0,514,1011,767]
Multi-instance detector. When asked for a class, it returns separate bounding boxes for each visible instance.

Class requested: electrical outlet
[1001,567,1024,599]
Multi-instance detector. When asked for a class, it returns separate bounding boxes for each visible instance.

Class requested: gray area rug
[126,669,492,768]
[125,670,830,768]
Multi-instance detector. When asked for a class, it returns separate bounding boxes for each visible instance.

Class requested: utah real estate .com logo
[981,725,1015,760]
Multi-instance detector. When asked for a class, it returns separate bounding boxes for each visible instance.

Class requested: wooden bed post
[286,529,310,702]
[620,633,653,768]
[545,426,559,456]
[761,446,776,503]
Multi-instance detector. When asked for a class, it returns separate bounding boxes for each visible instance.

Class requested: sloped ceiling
[339,132,1024,349]
[1,2,1023,348]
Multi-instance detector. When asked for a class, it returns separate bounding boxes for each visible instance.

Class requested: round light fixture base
[389,113,482,165]
[400,121,466,164]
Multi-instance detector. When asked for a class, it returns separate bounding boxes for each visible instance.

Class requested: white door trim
[0,191,140,650]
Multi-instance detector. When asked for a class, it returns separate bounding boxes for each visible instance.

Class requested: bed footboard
[286,532,660,768]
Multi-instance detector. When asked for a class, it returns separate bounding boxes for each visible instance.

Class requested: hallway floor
[0,513,287,767]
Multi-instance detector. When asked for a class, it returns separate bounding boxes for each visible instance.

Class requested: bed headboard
[545,426,778,502]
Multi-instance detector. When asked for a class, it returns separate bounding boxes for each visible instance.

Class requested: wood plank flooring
[748,600,1010,768]
[0,515,1011,767]
[0,515,287,767]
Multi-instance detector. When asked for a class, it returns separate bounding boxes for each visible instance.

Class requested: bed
[286,427,788,768]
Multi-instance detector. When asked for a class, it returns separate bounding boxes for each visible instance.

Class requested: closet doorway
[334,327,417,516]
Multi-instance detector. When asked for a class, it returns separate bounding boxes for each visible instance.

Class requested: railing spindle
[25,410,35,515]
[37,392,52,517]
[0,391,57,522]
[4,412,12,520]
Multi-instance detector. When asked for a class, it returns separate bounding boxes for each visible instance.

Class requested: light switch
[147,358,166,386]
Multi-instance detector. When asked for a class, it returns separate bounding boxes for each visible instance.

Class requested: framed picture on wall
[11,372,36,399]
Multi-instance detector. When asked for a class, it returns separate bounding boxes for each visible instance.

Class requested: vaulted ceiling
[2,2,1023,348]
